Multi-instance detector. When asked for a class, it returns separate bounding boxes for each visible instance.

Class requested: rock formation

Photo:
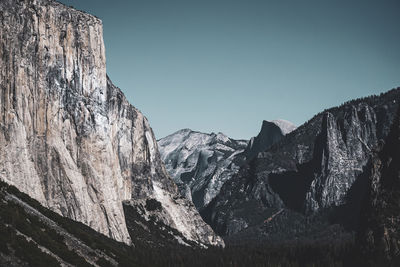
[158,120,295,211]
[0,0,223,247]
[203,89,400,237]
[358,106,400,264]
[243,119,296,161]
[158,129,247,209]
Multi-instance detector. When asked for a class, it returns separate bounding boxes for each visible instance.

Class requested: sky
[58,0,400,139]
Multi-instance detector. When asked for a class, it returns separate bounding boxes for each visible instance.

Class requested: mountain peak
[270,119,297,135]
[177,128,193,134]
[244,119,293,161]
[158,130,248,209]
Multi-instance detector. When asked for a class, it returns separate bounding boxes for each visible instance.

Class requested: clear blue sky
[58,0,400,139]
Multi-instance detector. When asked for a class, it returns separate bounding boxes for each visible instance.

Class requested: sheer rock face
[243,120,296,162]
[204,89,399,236]
[0,0,223,247]
[304,104,380,212]
[158,121,295,211]
[358,107,400,263]
[158,129,247,210]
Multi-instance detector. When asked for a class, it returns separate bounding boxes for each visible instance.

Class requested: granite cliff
[158,129,247,210]
[243,119,296,161]
[203,89,400,238]
[0,0,223,247]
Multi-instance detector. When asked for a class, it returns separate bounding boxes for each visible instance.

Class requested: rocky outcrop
[243,120,296,161]
[158,120,295,211]
[358,107,400,264]
[203,89,400,237]
[158,129,247,209]
[0,0,223,247]
[304,103,381,212]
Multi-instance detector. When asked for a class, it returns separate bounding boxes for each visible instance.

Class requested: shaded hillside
[158,120,295,211]
[358,106,400,266]
[0,180,367,266]
[203,88,400,240]
[243,120,296,161]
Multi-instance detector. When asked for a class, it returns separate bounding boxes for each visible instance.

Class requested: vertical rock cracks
[0,0,223,247]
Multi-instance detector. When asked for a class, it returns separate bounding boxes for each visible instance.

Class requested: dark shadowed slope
[203,88,400,241]
[358,106,400,266]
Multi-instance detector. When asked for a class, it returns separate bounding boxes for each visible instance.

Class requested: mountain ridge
[243,119,296,161]
[203,87,400,239]
[0,0,223,247]
[158,129,248,209]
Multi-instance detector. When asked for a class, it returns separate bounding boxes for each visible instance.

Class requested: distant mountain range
[158,89,400,266]
[202,88,400,243]
[158,120,296,210]
[158,130,248,210]
[0,0,399,265]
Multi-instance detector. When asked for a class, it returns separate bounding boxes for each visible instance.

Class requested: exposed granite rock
[158,129,247,210]
[158,120,295,211]
[203,89,400,237]
[243,120,296,161]
[304,103,381,212]
[358,107,400,264]
[0,0,223,247]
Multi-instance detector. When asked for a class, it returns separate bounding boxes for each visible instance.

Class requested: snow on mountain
[158,130,248,210]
